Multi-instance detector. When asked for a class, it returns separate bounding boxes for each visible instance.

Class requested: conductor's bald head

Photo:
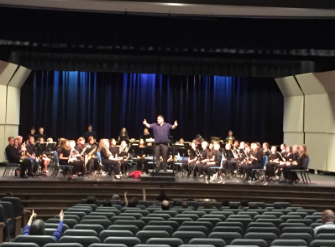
[322,210,334,224]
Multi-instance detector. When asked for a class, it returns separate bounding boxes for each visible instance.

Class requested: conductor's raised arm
[172,120,178,129]
[143,119,150,128]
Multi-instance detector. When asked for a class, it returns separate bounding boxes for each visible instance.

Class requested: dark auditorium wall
[19,70,283,144]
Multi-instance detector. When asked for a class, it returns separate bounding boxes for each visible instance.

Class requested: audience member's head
[128,197,139,207]
[112,194,120,200]
[240,200,249,208]
[162,200,170,210]
[229,203,238,209]
[322,210,334,224]
[102,200,112,207]
[86,196,97,204]
[29,219,45,235]
[181,202,188,209]
[203,201,212,209]
[6,192,13,197]
[249,203,258,209]
[222,200,230,207]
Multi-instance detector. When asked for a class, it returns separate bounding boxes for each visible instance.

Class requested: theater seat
[189,238,226,247]
[44,243,83,247]
[0,242,38,247]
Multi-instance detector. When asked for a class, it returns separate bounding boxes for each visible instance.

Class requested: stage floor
[0,166,334,188]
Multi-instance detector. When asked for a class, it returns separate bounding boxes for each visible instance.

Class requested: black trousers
[241,164,262,180]
[154,143,168,171]
[266,163,278,177]
[283,165,301,181]
[136,159,148,174]
[102,160,121,175]
[86,158,98,173]
[19,159,33,177]
[225,160,236,174]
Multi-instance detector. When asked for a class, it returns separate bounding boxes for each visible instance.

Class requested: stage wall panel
[283,132,304,146]
[0,125,5,162]
[0,62,17,86]
[0,85,6,125]
[275,76,303,97]
[304,94,331,133]
[6,86,21,126]
[305,132,328,171]
[296,71,335,95]
[327,133,335,172]
[283,96,304,133]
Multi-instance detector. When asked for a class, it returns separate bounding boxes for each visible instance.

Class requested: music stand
[34,142,47,176]
[145,138,155,168]
[45,142,56,154]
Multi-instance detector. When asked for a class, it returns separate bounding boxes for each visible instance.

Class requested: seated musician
[225,130,236,145]
[208,142,223,181]
[109,138,118,157]
[119,140,130,176]
[97,139,121,179]
[183,142,197,177]
[262,142,270,157]
[140,128,152,145]
[84,136,98,175]
[118,128,129,144]
[280,143,287,157]
[283,145,307,184]
[56,138,66,154]
[265,146,281,180]
[276,145,293,178]
[195,141,208,178]
[5,136,34,178]
[199,142,221,180]
[240,142,263,182]
[35,138,51,174]
[233,140,239,152]
[223,143,236,179]
[59,140,84,180]
[135,139,149,174]
[75,137,85,154]
[25,136,40,174]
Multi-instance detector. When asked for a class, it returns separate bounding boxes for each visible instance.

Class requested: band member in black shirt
[280,143,287,158]
[5,136,33,178]
[35,137,51,174]
[265,146,281,180]
[283,145,305,183]
[184,142,197,177]
[118,128,129,144]
[83,125,97,142]
[35,127,47,140]
[135,139,149,174]
[98,139,121,179]
[195,141,208,178]
[84,136,98,175]
[76,137,85,154]
[140,128,152,144]
[240,142,263,182]
[119,140,130,176]
[25,136,40,173]
[262,142,270,158]
[225,130,236,145]
[223,143,236,178]
[109,138,118,157]
[27,127,37,141]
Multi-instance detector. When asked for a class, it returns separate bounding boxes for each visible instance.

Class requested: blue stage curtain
[20,71,283,144]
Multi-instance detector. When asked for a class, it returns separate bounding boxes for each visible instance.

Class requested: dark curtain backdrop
[20,71,283,144]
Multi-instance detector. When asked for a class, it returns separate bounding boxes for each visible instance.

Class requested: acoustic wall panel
[0,85,6,125]
[283,96,304,132]
[327,133,335,172]
[4,125,18,144]
[296,71,335,95]
[8,66,31,89]
[0,125,5,162]
[305,132,328,171]
[304,94,331,133]
[6,86,20,125]
[283,132,304,146]
[275,76,303,97]
[0,61,18,86]
[326,93,335,134]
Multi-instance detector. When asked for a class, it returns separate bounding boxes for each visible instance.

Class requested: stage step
[141,172,176,182]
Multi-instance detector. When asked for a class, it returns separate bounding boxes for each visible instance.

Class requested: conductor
[143,115,178,172]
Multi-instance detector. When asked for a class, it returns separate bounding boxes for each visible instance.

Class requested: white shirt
[314,222,335,235]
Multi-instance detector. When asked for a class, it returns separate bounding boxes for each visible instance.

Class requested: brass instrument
[68,147,80,163]
[21,143,26,156]
[226,137,234,145]
[84,146,97,167]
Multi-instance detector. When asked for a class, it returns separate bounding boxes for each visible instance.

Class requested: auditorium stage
[0,166,334,187]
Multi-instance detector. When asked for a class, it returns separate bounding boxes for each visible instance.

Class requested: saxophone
[85,146,97,166]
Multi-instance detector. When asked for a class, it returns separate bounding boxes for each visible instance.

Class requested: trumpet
[84,146,97,166]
